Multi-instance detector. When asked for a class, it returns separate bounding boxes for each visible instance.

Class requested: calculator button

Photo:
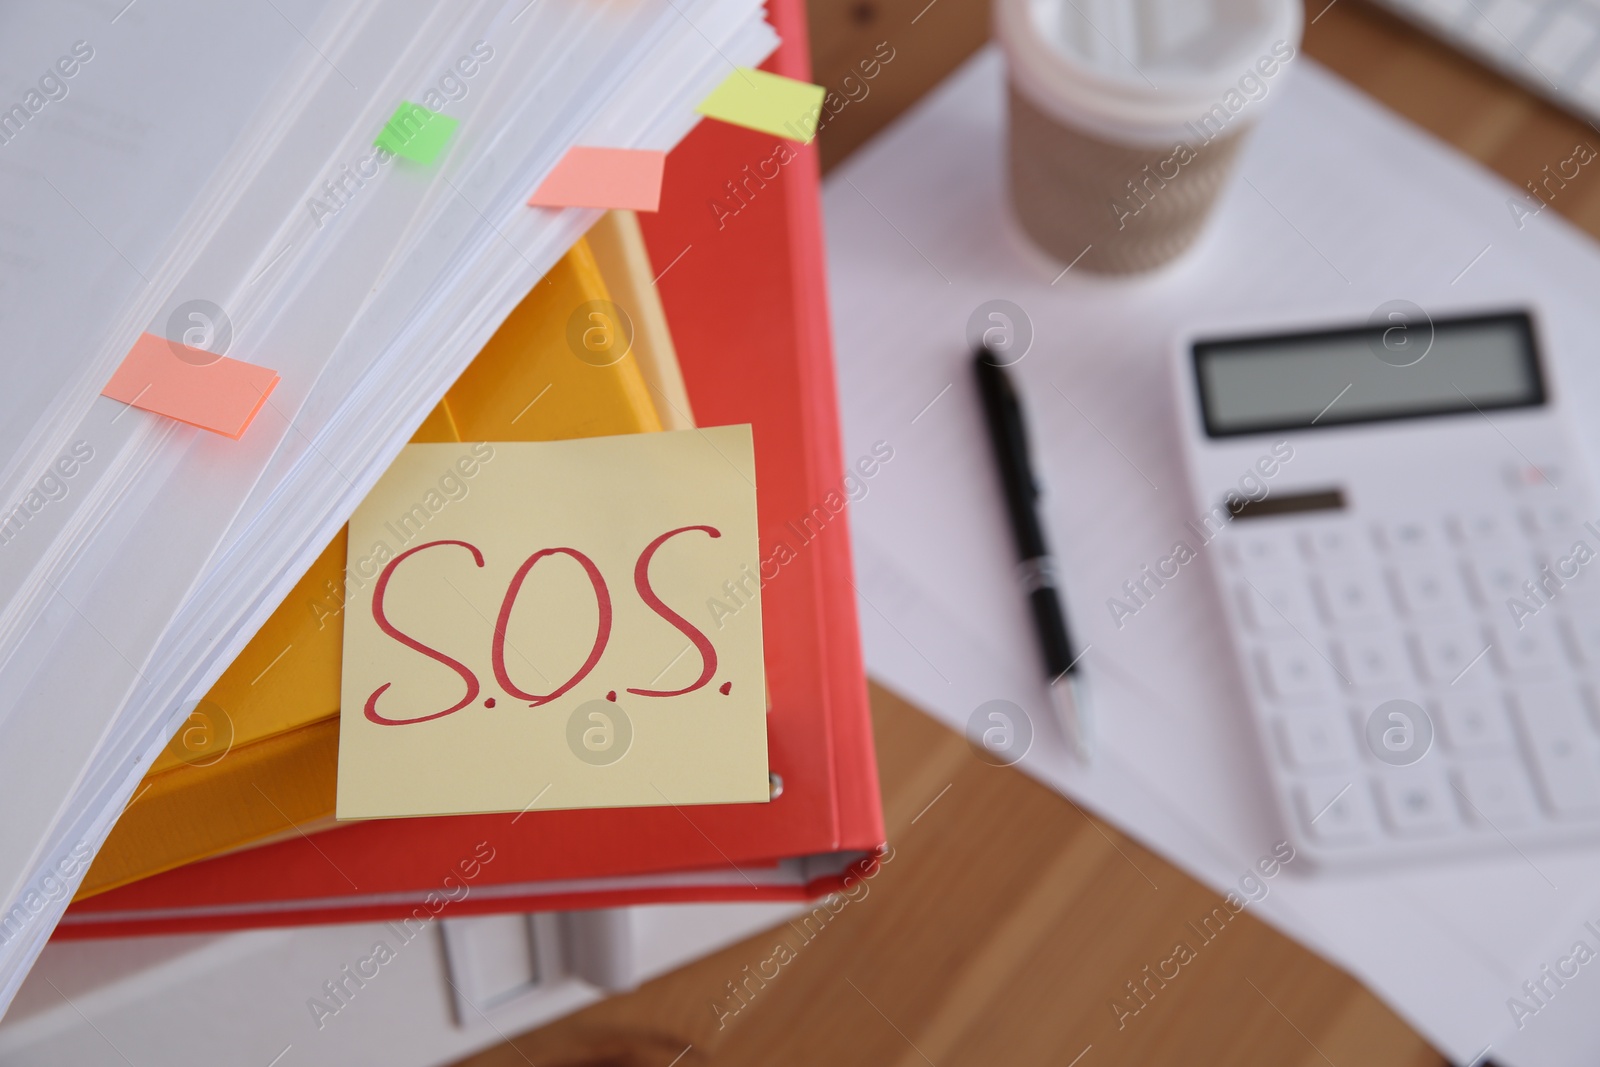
[1297,778,1378,843]
[1562,612,1600,666]
[1236,577,1316,634]
[1256,644,1332,702]
[1452,760,1537,826]
[1557,573,1600,618]
[1412,625,1491,684]
[1315,569,1390,625]
[1529,542,1591,578]
[1510,684,1600,817]
[1380,520,1437,556]
[1229,532,1294,572]
[1389,561,1467,617]
[1465,556,1533,607]
[1300,525,1369,566]
[1488,618,1565,676]
[1333,633,1413,690]
[1504,462,1563,491]
[1522,501,1582,537]
[1275,713,1358,770]
[1376,770,1458,836]
[1435,691,1515,754]
[1453,513,1512,548]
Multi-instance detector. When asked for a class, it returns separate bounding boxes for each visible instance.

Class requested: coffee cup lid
[996,0,1302,147]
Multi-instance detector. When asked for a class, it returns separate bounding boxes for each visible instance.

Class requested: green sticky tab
[695,68,826,143]
[375,101,459,164]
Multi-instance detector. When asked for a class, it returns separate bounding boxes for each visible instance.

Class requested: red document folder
[55,0,884,939]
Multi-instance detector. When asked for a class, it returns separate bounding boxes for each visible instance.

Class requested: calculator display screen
[1193,312,1544,437]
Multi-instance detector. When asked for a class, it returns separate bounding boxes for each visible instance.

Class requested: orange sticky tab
[102,333,280,440]
[528,147,666,212]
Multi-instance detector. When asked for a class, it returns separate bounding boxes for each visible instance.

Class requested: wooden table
[455,4,1600,1064]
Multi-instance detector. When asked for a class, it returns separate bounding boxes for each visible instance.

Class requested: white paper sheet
[827,47,1600,1066]
[0,0,778,1014]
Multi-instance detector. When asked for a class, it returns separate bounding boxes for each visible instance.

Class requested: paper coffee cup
[997,0,1302,274]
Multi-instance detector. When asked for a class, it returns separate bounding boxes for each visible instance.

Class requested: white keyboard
[1220,496,1600,866]
[1374,0,1600,125]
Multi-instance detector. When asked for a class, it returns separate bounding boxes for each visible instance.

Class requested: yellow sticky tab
[336,427,769,819]
[695,67,826,142]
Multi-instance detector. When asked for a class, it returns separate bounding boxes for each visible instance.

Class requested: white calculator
[1174,308,1600,868]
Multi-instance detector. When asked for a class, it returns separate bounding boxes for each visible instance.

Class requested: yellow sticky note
[695,67,826,142]
[336,427,769,819]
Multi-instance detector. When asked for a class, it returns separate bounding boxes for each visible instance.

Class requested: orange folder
[77,234,662,899]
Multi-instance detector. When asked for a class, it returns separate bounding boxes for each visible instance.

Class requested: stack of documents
[51,71,884,955]
[0,0,778,1011]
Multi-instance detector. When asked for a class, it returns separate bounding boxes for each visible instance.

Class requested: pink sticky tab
[102,333,280,440]
[528,147,667,212]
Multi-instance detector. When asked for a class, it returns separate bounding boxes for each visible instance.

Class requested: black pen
[973,348,1091,761]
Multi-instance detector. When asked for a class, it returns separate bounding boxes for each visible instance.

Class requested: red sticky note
[528,147,666,212]
[102,333,280,440]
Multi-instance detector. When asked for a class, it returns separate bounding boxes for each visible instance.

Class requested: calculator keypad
[1218,504,1600,863]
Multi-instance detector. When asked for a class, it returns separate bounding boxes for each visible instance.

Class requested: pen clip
[982,351,1040,501]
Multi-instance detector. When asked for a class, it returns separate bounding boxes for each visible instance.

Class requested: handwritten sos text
[365,525,725,725]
